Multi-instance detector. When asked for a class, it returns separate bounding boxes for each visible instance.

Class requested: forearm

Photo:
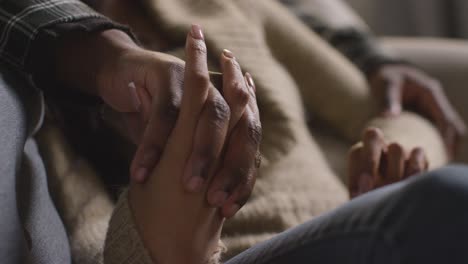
[0,0,101,72]
[54,29,137,95]
[0,0,135,92]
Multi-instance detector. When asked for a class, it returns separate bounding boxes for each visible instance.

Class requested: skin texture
[348,127,429,198]
[54,27,261,218]
[128,27,260,264]
[369,64,466,157]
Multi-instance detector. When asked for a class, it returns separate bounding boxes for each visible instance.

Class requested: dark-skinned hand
[348,127,429,198]
[55,26,262,218]
[369,64,466,157]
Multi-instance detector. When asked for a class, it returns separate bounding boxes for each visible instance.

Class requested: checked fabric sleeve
[0,0,132,81]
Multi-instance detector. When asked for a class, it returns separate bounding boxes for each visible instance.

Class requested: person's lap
[0,68,29,263]
[227,166,468,264]
[0,69,71,263]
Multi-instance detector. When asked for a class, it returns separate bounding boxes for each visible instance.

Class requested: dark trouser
[2,70,468,263]
[227,166,468,264]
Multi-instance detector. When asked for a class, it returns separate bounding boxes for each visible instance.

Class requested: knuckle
[189,41,207,56]
[205,96,231,126]
[227,59,242,71]
[246,120,262,146]
[230,81,250,105]
[191,74,211,87]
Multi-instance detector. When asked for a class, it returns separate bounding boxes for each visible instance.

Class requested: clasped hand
[92,26,261,218]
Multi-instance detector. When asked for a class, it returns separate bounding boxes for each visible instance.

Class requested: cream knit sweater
[38,0,448,263]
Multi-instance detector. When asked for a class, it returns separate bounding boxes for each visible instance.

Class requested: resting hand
[348,127,429,198]
[369,64,466,157]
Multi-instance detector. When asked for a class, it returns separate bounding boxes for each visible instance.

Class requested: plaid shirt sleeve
[0,0,131,76]
[279,0,404,77]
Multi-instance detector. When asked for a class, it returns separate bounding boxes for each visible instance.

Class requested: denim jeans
[227,166,468,264]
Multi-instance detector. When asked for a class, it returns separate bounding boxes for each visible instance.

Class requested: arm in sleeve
[0,0,133,83]
[278,0,404,77]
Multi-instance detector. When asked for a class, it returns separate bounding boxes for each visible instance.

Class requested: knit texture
[104,190,154,264]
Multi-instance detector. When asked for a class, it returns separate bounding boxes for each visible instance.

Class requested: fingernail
[245,72,255,91]
[223,49,235,59]
[186,176,204,192]
[128,82,141,111]
[190,24,204,40]
[135,167,148,182]
[210,191,229,207]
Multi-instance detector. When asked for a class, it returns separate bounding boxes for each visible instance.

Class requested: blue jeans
[227,166,468,264]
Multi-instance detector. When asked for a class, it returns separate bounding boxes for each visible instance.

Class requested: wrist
[55,29,139,94]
